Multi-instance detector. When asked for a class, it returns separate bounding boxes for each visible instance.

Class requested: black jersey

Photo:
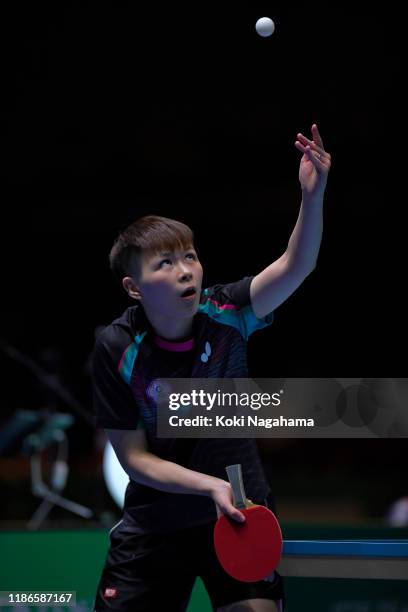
[93,276,274,533]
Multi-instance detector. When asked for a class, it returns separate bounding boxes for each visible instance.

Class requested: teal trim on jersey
[119,331,147,385]
[241,305,274,338]
[198,296,273,340]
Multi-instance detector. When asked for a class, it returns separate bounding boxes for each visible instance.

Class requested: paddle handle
[225,464,248,509]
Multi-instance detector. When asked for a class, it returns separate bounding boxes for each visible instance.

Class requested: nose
[177,261,192,281]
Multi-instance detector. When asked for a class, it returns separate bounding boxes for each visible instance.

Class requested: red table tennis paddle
[213,464,283,582]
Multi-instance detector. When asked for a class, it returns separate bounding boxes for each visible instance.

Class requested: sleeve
[209,276,274,340]
[92,330,141,430]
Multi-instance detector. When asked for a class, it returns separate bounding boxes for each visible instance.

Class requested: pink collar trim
[153,335,195,352]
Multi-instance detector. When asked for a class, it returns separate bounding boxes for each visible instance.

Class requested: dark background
[0,2,405,527]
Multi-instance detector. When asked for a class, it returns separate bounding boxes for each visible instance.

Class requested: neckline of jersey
[153,335,195,352]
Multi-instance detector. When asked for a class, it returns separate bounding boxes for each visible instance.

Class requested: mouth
[180,286,197,300]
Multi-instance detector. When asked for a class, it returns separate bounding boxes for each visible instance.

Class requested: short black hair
[109,215,194,282]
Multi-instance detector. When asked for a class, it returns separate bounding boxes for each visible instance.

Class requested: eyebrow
[157,247,195,258]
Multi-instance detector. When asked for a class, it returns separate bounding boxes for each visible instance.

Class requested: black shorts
[94,520,285,611]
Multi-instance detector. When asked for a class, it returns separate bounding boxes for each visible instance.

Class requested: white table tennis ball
[255,17,275,37]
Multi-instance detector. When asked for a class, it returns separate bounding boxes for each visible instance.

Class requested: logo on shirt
[201,341,212,363]
[147,379,173,404]
[104,588,118,599]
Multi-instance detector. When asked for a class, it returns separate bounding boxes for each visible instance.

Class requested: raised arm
[251,123,331,318]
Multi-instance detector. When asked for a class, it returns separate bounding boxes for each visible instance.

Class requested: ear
[122,276,141,300]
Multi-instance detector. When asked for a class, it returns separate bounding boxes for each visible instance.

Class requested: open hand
[295,124,331,199]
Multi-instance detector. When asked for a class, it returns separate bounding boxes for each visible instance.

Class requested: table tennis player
[92,124,331,612]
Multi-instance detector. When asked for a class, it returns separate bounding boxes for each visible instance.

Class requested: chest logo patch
[201,341,212,363]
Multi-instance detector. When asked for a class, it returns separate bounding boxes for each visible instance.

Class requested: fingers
[311,123,324,149]
[294,140,308,155]
[295,139,331,169]
[296,124,330,162]
[230,508,246,523]
[296,132,325,157]
[299,123,324,149]
[305,145,326,170]
[212,479,246,523]
[216,503,246,523]
[295,142,326,169]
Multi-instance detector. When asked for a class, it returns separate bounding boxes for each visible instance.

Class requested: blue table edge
[283,540,408,558]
